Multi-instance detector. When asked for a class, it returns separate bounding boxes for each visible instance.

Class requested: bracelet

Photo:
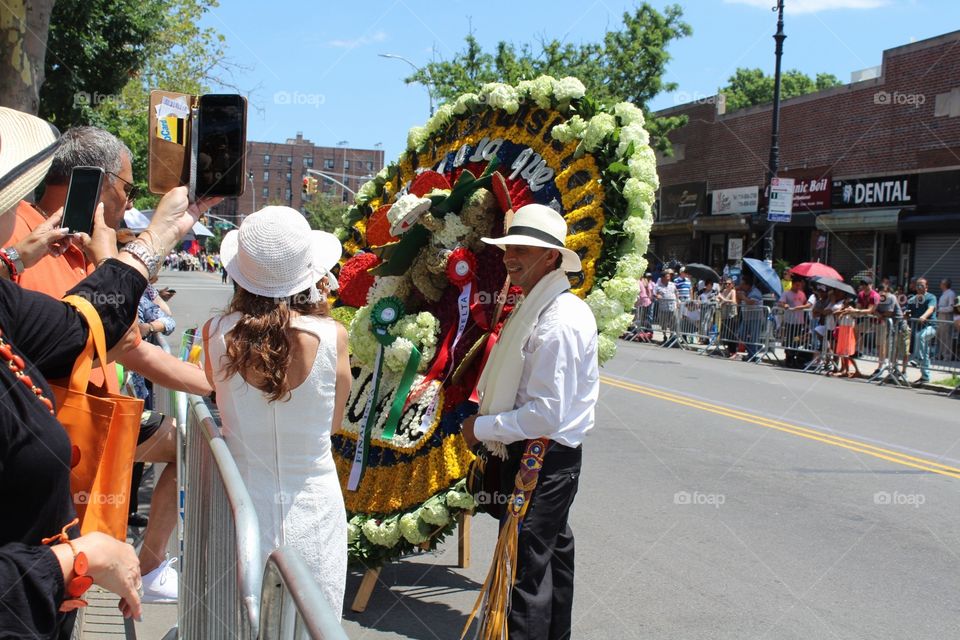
[39,518,92,612]
[138,229,165,255]
[97,256,113,267]
[121,240,161,279]
[0,250,19,280]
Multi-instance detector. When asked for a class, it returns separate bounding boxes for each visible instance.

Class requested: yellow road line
[600,375,960,480]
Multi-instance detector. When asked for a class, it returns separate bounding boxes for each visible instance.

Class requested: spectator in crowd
[654,268,678,340]
[905,278,937,385]
[778,277,808,368]
[873,281,910,377]
[674,266,692,302]
[636,272,653,336]
[202,207,350,619]
[936,279,957,361]
[852,276,881,356]
[8,126,213,600]
[833,297,861,378]
[0,106,213,636]
[718,277,739,358]
[739,271,764,361]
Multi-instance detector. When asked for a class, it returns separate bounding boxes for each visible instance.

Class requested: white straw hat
[480,203,581,272]
[0,107,60,217]
[221,206,342,300]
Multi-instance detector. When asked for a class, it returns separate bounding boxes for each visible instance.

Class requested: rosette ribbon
[347,297,421,491]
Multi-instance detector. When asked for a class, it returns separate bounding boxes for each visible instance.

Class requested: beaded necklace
[0,328,55,414]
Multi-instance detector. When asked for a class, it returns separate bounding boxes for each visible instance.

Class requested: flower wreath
[332,76,658,566]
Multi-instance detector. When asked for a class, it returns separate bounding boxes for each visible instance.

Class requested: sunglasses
[106,171,139,202]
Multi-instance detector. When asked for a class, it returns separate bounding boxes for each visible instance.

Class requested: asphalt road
[155,271,960,640]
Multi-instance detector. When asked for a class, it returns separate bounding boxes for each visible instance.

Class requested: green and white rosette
[347,296,422,491]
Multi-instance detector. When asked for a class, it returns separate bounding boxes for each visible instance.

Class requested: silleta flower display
[331,76,659,566]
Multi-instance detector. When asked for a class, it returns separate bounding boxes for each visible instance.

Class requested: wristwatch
[121,241,161,279]
[1,247,23,277]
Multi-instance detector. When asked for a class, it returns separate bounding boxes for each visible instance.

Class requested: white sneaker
[141,557,178,603]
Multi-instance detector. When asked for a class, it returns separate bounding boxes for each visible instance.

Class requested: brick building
[210,133,385,226]
[651,29,960,288]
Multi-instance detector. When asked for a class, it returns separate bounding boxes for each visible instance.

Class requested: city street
[162,271,960,639]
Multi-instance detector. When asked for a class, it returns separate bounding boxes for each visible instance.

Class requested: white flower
[617,253,647,280]
[407,125,429,151]
[357,179,378,202]
[420,496,450,526]
[518,75,555,109]
[613,101,645,127]
[628,148,660,190]
[384,337,415,373]
[376,166,390,181]
[582,113,616,151]
[602,276,640,311]
[348,306,378,367]
[445,488,476,509]
[453,92,481,114]
[481,83,520,114]
[387,194,432,235]
[554,77,586,102]
[425,103,457,136]
[615,123,650,159]
[622,178,656,214]
[361,517,401,547]
[597,333,617,364]
[366,276,409,306]
[550,115,588,144]
[434,214,471,249]
[399,512,430,544]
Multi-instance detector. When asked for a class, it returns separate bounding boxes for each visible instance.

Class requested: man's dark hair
[45,126,132,185]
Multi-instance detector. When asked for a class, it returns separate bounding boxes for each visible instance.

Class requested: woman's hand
[75,204,117,266]
[148,187,222,253]
[71,532,142,620]
[13,208,72,268]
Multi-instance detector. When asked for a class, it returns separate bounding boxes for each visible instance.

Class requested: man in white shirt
[937,279,957,361]
[462,203,599,640]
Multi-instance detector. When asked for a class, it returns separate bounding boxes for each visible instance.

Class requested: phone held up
[195,94,247,199]
[61,166,104,236]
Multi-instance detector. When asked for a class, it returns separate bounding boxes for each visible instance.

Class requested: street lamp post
[305,168,358,196]
[763,0,786,267]
[378,53,434,116]
[248,171,256,216]
[337,140,349,202]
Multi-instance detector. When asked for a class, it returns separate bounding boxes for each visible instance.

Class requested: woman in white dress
[200,206,351,617]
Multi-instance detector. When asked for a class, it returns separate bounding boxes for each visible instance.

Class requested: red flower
[338,253,381,308]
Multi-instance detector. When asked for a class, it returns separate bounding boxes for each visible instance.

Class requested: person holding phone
[0,106,216,637]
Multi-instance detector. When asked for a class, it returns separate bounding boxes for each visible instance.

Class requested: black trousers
[500,441,582,640]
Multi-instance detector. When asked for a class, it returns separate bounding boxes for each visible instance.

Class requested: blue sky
[202,0,959,163]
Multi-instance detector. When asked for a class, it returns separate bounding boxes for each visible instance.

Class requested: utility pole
[379,53,434,116]
[764,0,786,267]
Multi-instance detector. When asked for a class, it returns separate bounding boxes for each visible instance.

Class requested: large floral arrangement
[332,76,658,566]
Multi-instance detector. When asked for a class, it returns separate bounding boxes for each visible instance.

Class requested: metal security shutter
[914,234,960,286]
[829,232,875,280]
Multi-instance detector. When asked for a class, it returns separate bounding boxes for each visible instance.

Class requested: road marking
[600,374,960,480]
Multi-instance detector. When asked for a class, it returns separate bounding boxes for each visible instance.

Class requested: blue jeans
[915,324,936,379]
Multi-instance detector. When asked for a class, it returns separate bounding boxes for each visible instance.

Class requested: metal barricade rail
[259,548,349,640]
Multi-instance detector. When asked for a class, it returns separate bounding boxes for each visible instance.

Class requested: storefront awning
[749,211,817,228]
[815,209,900,233]
[898,211,960,232]
[692,214,751,233]
[651,220,693,235]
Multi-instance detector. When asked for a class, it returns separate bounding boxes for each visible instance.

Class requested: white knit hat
[480,203,581,272]
[221,206,342,300]
[0,107,60,217]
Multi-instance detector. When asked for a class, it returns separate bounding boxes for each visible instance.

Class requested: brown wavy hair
[221,287,328,402]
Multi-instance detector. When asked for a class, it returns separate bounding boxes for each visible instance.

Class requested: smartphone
[194,94,247,198]
[62,166,104,235]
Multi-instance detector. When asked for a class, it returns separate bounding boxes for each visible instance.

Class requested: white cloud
[724,0,890,13]
[327,30,387,49]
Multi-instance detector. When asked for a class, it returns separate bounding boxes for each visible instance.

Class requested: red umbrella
[788,262,843,281]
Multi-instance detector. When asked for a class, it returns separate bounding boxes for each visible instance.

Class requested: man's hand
[76,204,117,265]
[461,415,480,448]
[14,208,72,268]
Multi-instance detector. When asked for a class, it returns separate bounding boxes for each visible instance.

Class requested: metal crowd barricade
[738,303,771,363]
[867,318,910,387]
[179,393,263,639]
[906,316,960,376]
[259,548,349,640]
[651,299,681,348]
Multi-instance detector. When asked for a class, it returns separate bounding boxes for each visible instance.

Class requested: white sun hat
[0,107,60,217]
[480,203,581,272]
[221,206,342,300]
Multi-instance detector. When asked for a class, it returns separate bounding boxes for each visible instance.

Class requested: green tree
[721,67,842,111]
[303,194,349,233]
[407,3,692,151]
[0,0,56,114]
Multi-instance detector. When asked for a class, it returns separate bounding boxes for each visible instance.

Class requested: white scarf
[476,268,571,458]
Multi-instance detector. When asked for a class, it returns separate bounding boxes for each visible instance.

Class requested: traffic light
[302,176,318,196]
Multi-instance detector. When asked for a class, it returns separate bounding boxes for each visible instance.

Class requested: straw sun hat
[0,107,60,216]
[220,206,342,301]
[480,203,582,272]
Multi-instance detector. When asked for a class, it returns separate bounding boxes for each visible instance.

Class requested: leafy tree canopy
[721,67,842,111]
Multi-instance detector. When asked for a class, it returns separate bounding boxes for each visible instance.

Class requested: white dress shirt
[473,291,600,447]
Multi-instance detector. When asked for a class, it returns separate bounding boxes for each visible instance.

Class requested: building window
[263,154,271,166]
[285,188,292,202]
[323,177,333,192]
[324,158,334,170]
[285,171,291,181]
[342,190,350,202]
[366,161,374,171]
[263,170,269,182]
[262,187,268,199]
[344,159,351,170]
[286,156,293,165]
[303,157,314,168]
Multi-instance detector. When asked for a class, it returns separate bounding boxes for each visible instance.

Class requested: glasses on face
[106,171,139,202]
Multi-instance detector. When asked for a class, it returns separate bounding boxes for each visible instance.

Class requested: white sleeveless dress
[207,312,346,619]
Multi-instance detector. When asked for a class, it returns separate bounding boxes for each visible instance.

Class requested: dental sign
[831,174,918,209]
